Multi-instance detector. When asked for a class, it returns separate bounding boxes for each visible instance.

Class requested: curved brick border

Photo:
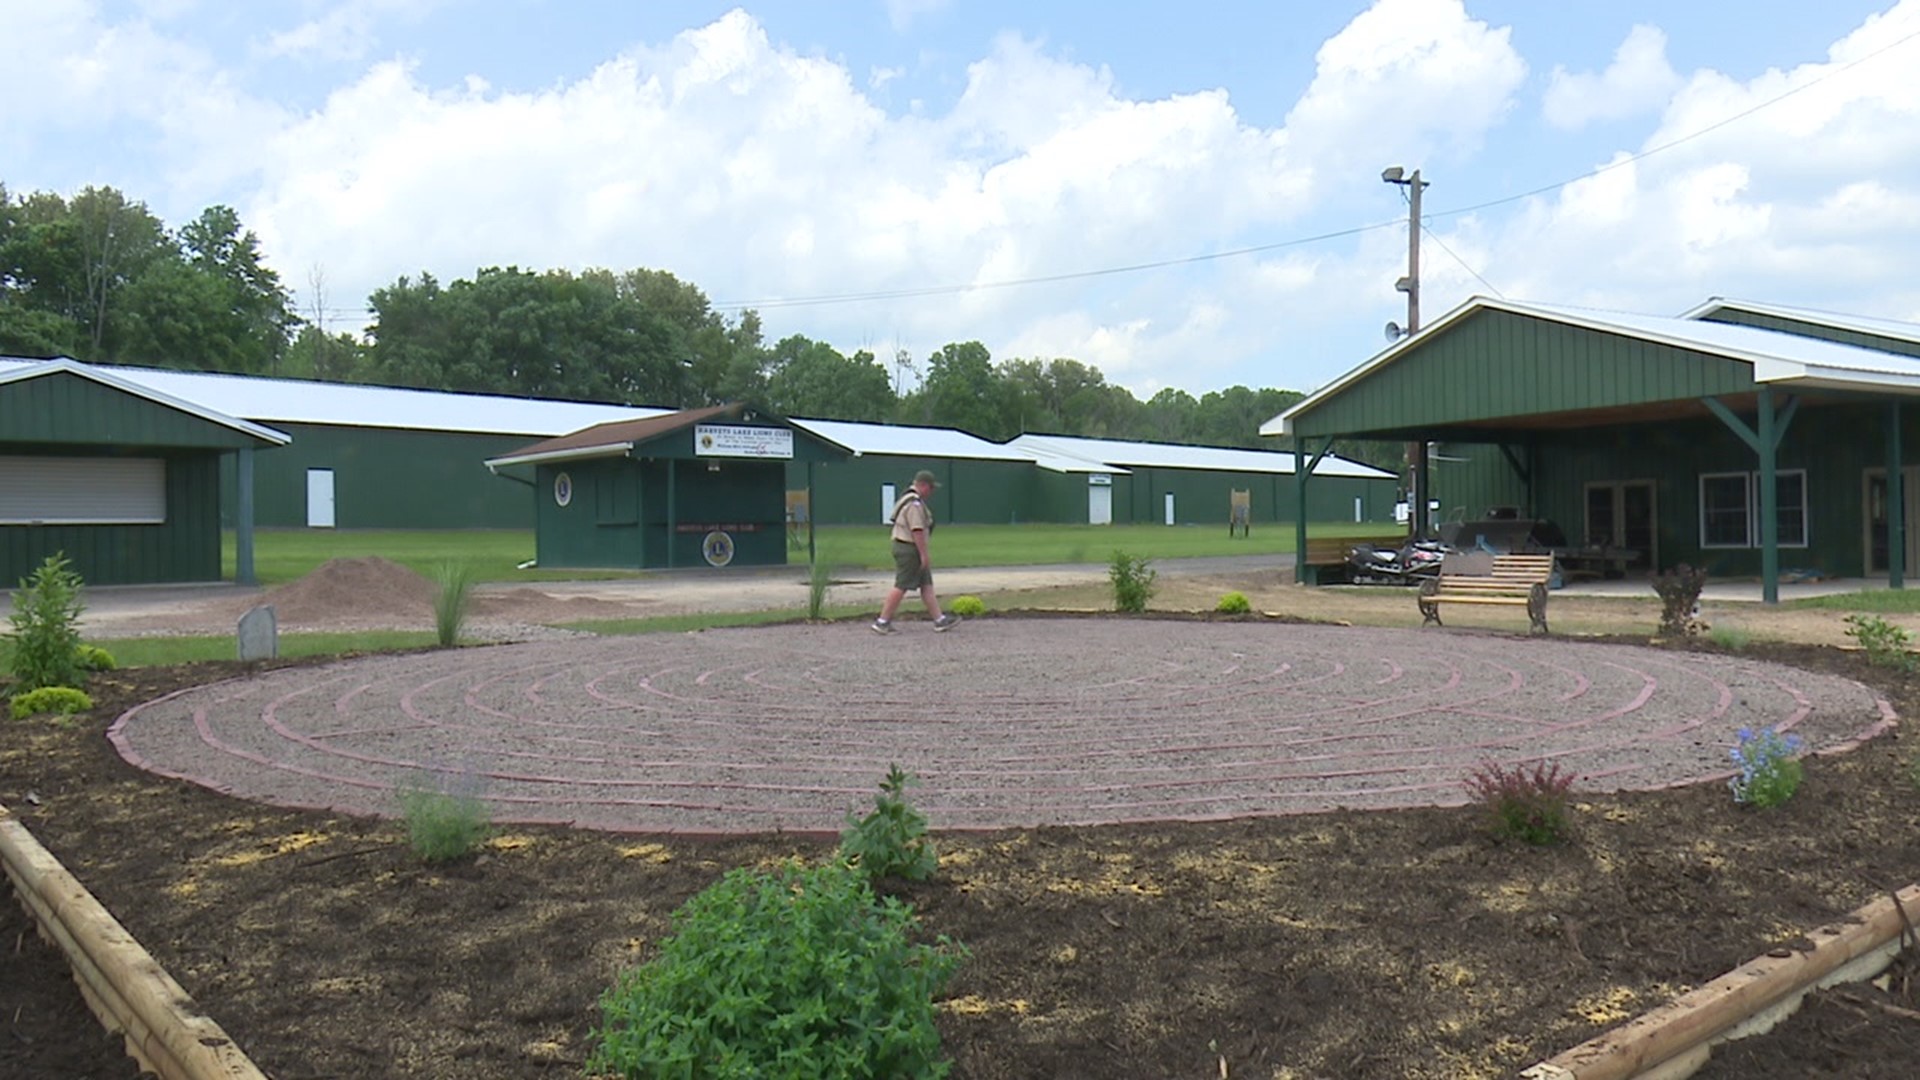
[109,621,1896,835]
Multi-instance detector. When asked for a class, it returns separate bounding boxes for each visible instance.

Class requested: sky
[6,0,1920,401]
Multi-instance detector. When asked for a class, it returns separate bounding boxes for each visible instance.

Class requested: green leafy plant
[1728,726,1805,809]
[807,557,832,620]
[1844,613,1915,670]
[76,644,117,672]
[948,595,986,617]
[842,765,938,883]
[589,860,965,1080]
[10,686,93,721]
[397,785,492,863]
[1651,563,1708,638]
[430,562,477,647]
[1215,591,1251,614]
[5,553,87,693]
[1707,624,1751,651]
[1108,550,1157,613]
[1462,760,1576,845]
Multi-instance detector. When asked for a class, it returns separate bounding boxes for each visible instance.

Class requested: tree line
[0,181,1396,462]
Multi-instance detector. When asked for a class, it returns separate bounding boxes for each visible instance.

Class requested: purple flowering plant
[1728,726,1805,809]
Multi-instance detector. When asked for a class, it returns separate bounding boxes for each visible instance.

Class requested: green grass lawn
[223,522,1405,584]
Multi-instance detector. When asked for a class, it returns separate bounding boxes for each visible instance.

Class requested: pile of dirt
[234,557,437,625]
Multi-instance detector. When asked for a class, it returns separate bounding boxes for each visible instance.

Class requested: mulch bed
[4,639,1919,1080]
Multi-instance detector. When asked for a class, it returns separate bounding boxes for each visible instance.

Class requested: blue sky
[7,0,1920,401]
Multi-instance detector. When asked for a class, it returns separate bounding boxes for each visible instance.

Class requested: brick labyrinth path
[109,621,1895,834]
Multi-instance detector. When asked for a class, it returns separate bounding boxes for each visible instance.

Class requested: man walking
[872,469,959,634]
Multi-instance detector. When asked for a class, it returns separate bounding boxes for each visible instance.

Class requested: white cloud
[885,0,950,33]
[260,0,444,63]
[1543,24,1681,130]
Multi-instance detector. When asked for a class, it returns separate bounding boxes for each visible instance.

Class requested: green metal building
[783,419,1398,527]
[0,359,287,586]
[1264,296,1920,601]
[486,404,850,570]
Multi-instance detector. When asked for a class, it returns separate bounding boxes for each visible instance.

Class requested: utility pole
[1382,166,1429,536]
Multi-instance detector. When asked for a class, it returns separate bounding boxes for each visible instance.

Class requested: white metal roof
[0,358,291,444]
[1681,297,1920,345]
[788,417,1035,462]
[1006,433,1394,479]
[0,357,667,436]
[1262,296,1920,437]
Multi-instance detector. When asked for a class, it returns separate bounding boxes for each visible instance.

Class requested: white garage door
[0,456,165,524]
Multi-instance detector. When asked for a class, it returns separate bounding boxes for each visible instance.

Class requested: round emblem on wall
[553,472,573,507]
[702,530,736,568]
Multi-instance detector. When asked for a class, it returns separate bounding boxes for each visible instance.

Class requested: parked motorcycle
[1345,538,1452,586]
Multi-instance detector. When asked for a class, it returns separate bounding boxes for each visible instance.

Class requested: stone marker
[238,604,278,661]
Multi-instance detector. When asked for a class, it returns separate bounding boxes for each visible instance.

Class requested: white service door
[1163,492,1175,526]
[880,483,897,524]
[1088,483,1113,526]
[306,468,336,528]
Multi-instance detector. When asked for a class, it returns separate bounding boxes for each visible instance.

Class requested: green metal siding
[533,459,640,569]
[1698,311,1920,359]
[220,423,542,529]
[652,459,788,569]
[786,456,1049,525]
[1292,311,1758,438]
[0,371,261,448]
[1,453,221,585]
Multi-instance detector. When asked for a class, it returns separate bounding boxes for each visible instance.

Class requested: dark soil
[4,639,1919,1080]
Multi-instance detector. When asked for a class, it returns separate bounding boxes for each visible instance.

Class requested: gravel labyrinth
[109,620,1897,834]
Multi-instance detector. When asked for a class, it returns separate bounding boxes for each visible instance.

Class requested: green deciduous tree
[764,334,895,420]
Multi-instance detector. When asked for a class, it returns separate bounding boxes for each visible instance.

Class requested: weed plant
[1844,613,1915,670]
[589,861,965,1079]
[5,553,87,693]
[430,561,477,647]
[1215,591,1251,614]
[397,786,492,862]
[76,644,117,671]
[1707,624,1752,651]
[842,765,938,882]
[1462,760,1576,845]
[9,686,93,721]
[1108,551,1157,613]
[807,557,832,620]
[1728,726,1805,809]
[948,595,987,617]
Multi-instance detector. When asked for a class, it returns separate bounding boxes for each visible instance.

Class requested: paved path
[109,620,1894,835]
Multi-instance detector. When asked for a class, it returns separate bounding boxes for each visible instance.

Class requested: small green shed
[0,358,288,586]
[486,403,850,570]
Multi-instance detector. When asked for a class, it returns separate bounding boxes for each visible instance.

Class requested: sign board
[1088,473,1113,487]
[695,424,793,459]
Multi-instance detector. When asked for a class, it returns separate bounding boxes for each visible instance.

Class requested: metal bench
[1417,553,1555,634]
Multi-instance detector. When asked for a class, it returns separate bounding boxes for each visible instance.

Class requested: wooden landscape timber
[1522,884,1920,1080]
[0,800,268,1080]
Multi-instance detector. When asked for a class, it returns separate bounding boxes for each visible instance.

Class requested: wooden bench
[1416,553,1555,634]
[1296,536,1400,585]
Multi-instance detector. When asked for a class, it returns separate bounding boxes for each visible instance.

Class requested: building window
[1698,469,1806,549]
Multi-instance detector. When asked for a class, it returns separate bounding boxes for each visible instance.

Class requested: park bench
[1296,535,1400,585]
[1416,552,1556,634]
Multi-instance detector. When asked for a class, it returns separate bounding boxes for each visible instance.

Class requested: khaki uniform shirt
[889,494,932,543]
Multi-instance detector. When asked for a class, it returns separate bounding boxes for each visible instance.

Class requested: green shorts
[892,540,932,590]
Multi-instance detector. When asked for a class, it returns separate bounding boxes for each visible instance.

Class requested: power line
[1420,222,1504,299]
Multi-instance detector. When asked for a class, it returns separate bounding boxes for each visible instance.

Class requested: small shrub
[1651,563,1708,638]
[10,686,93,721]
[842,765,938,883]
[589,861,965,1079]
[807,557,832,620]
[430,562,477,647]
[1463,760,1576,845]
[397,786,492,862]
[76,644,117,672]
[5,553,87,692]
[1215,591,1251,614]
[948,595,987,617]
[1707,624,1751,651]
[1844,613,1915,670]
[1108,551,1157,613]
[1728,726,1805,809]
